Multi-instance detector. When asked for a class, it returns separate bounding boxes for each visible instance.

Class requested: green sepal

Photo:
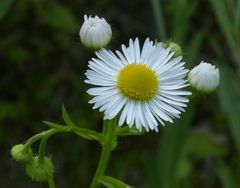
[98,176,134,188]
[62,104,76,127]
[116,126,145,136]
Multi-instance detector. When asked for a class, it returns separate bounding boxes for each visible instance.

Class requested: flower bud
[188,61,220,93]
[25,156,54,182]
[11,144,33,163]
[163,41,182,57]
[80,15,112,50]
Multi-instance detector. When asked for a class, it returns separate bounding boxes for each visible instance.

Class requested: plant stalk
[90,119,117,188]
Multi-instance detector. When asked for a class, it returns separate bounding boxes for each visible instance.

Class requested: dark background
[1,0,240,187]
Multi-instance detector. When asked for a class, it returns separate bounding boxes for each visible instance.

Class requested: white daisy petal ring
[85,38,191,132]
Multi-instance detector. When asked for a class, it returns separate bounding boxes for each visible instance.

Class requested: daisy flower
[85,38,191,131]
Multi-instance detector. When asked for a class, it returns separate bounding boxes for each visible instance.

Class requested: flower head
[80,15,112,50]
[85,38,191,131]
[188,61,220,93]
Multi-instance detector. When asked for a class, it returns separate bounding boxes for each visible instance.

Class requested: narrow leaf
[98,176,134,188]
[62,104,75,127]
[209,0,236,56]
[235,0,240,32]
[217,63,240,153]
[43,121,103,141]
[172,0,198,43]
[72,127,104,142]
[143,101,196,188]
[158,102,195,188]
[151,0,167,40]
[0,0,14,20]
[38,3,78,33]
[185,30,205,65]
[209,37,225,60]
[217,161,239,188]
[42,121,66,130]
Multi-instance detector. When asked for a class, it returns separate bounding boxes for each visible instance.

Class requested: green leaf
[38,3,78,33]
[0,0,14,20]
[42,121,66,130]
[62,104,75,127]
[235,0,240,32]
[72,127,104,142]
[43,121,104,141]
[175,157,191,182]
[157,103,195,188]
[151,0,167,40]
[143,152,160,188]
[217,63,240,153]
[217,161,239,188]
[98,176,134,188]
[209,37,225,60]
[171,0,199,43]
[185,30,205,65]
[209,0,236,59]
[186,132,226,160]
[143,101,196,188]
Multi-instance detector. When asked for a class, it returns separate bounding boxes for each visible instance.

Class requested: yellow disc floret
[117,64,159,101]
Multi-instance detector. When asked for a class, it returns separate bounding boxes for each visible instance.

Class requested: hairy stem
[90,119,117,188]
[25,129,60,147]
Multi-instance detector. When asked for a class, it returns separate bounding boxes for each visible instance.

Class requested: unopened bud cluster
[11,144,54,182]
[26,156,54,182]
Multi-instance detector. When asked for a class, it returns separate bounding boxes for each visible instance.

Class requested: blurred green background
[1,0,240,187]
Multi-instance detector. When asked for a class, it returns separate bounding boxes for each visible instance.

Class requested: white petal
[143,103,158,130]
[105,97,127,119]
[134,38,141,63]
[118,101,129,126]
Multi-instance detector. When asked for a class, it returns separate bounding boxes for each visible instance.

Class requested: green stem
[90,119,118,188]
[25,126,104,148]
[48,177,56,188]
[38,135,49,163]
[25,129,59,147]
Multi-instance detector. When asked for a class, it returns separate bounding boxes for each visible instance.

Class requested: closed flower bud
[80,15,112,50]
[11,144,33,163]
[25,156,54,182]
[188,61,220,93]
[163,41,182,57]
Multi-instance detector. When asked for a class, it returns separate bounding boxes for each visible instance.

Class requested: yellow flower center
[117,64,159,101]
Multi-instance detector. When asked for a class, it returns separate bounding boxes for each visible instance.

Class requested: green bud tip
[163,41,182,57]
[11,144,33,163]
[25,156,54,182]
